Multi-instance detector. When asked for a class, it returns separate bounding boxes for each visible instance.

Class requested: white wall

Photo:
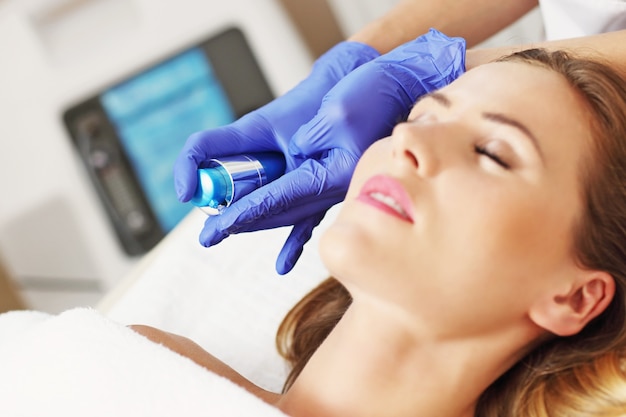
[0,0,312,300]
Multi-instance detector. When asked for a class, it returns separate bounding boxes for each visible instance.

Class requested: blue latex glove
[174,41,379,261]
[176,29,466,275]
[174,41,380,197]
[290,28,466,161]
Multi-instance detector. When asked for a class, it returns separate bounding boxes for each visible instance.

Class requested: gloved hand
[290,28,466,161]
[176,29,466,275]
[174,41,378,270]
[174,41,380,202]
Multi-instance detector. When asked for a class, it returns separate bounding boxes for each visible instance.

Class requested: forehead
[439,61,584,112]
[439,61,590,122]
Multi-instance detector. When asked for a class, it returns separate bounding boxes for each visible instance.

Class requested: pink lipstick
[356,175,414,223]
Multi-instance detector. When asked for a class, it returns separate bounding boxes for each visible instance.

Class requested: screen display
[100,48,235,232]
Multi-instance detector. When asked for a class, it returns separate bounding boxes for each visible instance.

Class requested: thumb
[289,108,341,159]
[174,153,201,202]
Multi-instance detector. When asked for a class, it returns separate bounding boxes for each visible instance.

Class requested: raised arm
[349,0,539,53]
[349,0,626,82]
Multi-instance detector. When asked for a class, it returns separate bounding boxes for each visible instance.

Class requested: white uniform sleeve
[539,0,626,40]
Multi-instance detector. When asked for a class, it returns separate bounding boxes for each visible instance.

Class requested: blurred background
[0,0,543,314]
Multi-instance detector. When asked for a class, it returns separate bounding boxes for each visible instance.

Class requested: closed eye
[474,145,511,169]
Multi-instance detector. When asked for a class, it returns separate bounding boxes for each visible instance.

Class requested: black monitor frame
[63,27,274,255]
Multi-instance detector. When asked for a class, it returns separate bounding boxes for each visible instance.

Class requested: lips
[356,175,415,223]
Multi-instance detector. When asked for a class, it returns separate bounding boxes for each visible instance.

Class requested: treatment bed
[0,207,337,416]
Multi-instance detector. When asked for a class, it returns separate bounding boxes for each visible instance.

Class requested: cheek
[433,179,575,273]
[345,139,392,200]
[320,138,408,282]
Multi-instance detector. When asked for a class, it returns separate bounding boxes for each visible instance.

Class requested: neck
[277,291,542,417]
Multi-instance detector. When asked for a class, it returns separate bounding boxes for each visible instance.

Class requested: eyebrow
[481,112,545,162]
[422,91,451,107]
[420,92,545,162]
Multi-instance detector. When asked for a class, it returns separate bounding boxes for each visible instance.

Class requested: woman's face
[320,61,594,336]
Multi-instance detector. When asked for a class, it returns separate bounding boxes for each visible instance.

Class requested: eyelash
[474,145,511,169]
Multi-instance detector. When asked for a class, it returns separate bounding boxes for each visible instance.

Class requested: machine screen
[64,27,273,254]
[100,48,235,232]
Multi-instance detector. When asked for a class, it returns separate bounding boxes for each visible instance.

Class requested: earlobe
[529,271,615,337]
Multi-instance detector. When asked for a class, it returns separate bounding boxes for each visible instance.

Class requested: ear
[529,270,615,336]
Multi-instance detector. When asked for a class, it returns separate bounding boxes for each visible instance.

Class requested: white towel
[0,308,288,417]
[100,208,334,392]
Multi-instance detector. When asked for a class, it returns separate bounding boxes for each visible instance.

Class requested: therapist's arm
[465,30,626,73]
[349,0,539,53]
[349,0,626,75]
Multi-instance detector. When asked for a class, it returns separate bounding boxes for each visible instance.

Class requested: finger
[198,150,354,246]
[222,162,325,224]
[289,76,396,159]
[275,212,326,275]
[197,170,317,246]
[198,213,231,247]
[198,160,337,245]
[198,190,338,248]
[288,105,341,159]
[174,123,276,201]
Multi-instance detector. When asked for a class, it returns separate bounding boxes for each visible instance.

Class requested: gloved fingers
[271,149,357,273]
[288,67,376,159]
[290,30,466,162]
[197,192,338,249]
[198,155,350,246]
[289,83,405,159]
[289,102,392,159]
[290,53,429,160]
[174,153,202,203]
[276,212,326,275]
[377,29,466,97]
[312,41,380,81]
[288,107,337,159]
[174,122,277,202]
[198,163,324,246]
[197,172,311,246]
[384,28,466,69]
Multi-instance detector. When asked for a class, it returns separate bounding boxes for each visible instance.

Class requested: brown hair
[276,49,626,416]
[276,276,351,391]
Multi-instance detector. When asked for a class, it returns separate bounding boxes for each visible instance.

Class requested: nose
[390,121,438,177]
[389,120,465,177]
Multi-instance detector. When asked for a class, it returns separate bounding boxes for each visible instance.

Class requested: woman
[138,49,626,416]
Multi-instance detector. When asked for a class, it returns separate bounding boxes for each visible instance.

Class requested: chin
[318,216,378,282]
